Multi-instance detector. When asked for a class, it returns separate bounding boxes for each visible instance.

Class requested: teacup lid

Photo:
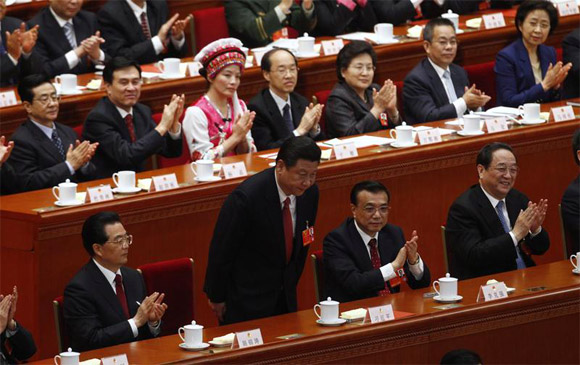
[320,296,339,305]
[61,347,80,356]
[397,122,412,130]
[440,273,456,281]
[186,320,203,329]
[60,179,77,187]
[300,32,314,40]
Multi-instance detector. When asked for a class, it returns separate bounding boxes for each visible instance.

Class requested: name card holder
[221,161,248,179]
[551,106,576,122]
[485,117,509,133]
[102,354,129,365]
[482,13,506,29]
[321,39,344,56]
[417,128,442,145]
[253,51,267,67]
[151,173,178,192]
[234,329,263,349]
[87,184,114,203]
[364,304,395,324]
[557,1,579,16]
[0,91,18,107]
[476,281,508,302]
[333,142,358,160]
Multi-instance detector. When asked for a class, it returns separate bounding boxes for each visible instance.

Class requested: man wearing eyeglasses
[403,17,491,124]
[323,180,430,303]
[64,211,167,352]
[249,48,323,151]
[446,142,550,280]
[8,74,98,193]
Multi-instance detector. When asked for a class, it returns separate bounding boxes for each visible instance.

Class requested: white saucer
[194,176,222,182]
[520,118,545,125]
[457,130,484,137]
[160,73,184,80]
[112,187,142,194]
[54,200,84,207]
[340,315,365,323]
[59,89,83,96]
[377,38,399,45]
[390,141,418,148]
[208,340,232,347]
[295,51,320,58]
[433,295,463,303]
[179,342,210,351]
[573,268,580,275]
[316,318,347,326]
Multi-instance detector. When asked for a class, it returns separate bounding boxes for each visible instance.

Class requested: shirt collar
[30,118,56,139]
[479,184,505,209]
[49,6,73,27]
[114,105,133,119]
[126,0,147,17]
[269,89,291,113]
[427,57,450,79]
[354,219,377,245]
[92,258,121,285]
[274,169,295,206]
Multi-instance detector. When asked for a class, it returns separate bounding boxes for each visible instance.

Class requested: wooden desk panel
[2,100,578,359]
[29,260,580,364]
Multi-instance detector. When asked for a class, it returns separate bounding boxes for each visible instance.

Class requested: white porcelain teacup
[158,58,181,75]
[54,74,78,95]
[298,33,315,54]
[374,23,394,43]
[178,320,203,346]
[190,160,214,180]
[441,10,459,32]
[112,170,136,191]
[518,103,540,121]
[389,122,413,145]
[54,348,80,365]
[462,114,481,133]
[313,297,339,323]
[52,179,77,204]
[433,273,458,299]
[570,252,580,270]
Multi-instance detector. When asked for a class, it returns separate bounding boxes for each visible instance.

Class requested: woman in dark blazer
[494,0,572,108]
[326,41,401,138]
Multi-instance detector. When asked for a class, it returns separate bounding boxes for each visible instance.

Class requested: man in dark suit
[28,0,107,78]
[561,129,579,256]
[0,286,36,364]
[0,0,40,86]
[10,74,98,193]
[562,27,579,99]
[324,181,431,303]
[64,211,167,352]
[204,136,321,324]
[403,18,490,124]
[249,48,323,151]
[98,0,189,65]
[83,57,183,179]
[446,142,550,280]
[225,0,316,48]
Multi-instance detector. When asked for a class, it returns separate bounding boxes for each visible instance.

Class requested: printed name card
[485,117,509,133]
[482,13,506,29]
[333,142,358,160]
[222,161,248,179]
[0,91,18,107]
[321,39,345,56]
[368,304,395,324]
[557,1,579,16]
[551,106,575,122]
[417,128,442,145]
[152,173,178,192]
[102,354,129,365]
[235,329,263,348]
[477,281,508,302]
[87,184,114,203]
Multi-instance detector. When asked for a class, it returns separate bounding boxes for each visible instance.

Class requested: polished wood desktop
[1,11,578,138]
[2,99,578,358]
[29,260,580,364]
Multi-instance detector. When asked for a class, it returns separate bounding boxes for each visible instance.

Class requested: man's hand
[391,246,407,271]
[208,300,226,323]
[20,23,39,54]
[158,14,179,44]
[5,29,22,60]
[81,31,105,60]
[147,292,168,323]
[512,205,537,241]
[278,0,294,14]
[0,294,12,333]
[157,94,181,135]
[170,15,192,41]
[66,140,95,170]
[6,286,17,331]
[462,84,491,110]
[0,136,14,167]
[170,94,185,134]
[133,292,160,327]
[297,103,322,135]
[404,230,420,264]
[529,199,548,234]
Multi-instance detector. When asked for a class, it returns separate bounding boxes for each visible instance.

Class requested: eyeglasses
[105,234,133,247]
[349,64,376,74]
[434,40,458,47]
[271,66,299,76]
[491,165,519,176]
[361,205,390,215]
[33,94,60,105]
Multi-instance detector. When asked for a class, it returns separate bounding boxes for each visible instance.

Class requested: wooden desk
[2,99,578,359]
[1,12,578,138]
[29,260,580,364]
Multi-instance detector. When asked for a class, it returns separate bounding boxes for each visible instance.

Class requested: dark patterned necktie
[495,201,526,269]
[283,197,293,263]
[124,114,137,143]
[140,12,152,40]
[51,129,66,159]
[368,238,391,296]
[115,274,130,319]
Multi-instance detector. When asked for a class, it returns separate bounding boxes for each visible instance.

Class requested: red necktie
[115,274,130,319]
[479,0,491,10]
[140,12,152,40]
[124,114,137,143]
[368,238,391,296]
[282,198,293,263]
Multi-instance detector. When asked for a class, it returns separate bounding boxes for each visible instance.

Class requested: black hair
[276,136,321,167]
[423,18,455,42]
[17,74,53,103]
[440,349,483,365]
[476,142,516,169]
[103,57,142,84]
[261,48,298,72]
[82,211,122,256]
[573,128,580,166]
[515,0,558,36]
[335,40,377,82]
[350,180,391,205]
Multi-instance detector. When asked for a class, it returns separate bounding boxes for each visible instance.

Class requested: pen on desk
[136,301,141,306]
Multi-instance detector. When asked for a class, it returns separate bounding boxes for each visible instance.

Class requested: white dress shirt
[114,105,181,140]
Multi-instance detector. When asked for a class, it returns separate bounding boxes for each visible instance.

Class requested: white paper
[323,135,394,149]
[337,32,376,42]
[368,304,395,323]
[437,128,457,136]
[258,152,278,159]
[486,106,521,118]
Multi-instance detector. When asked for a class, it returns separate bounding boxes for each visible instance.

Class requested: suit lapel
[44,9,72,54]
[505,191,522,228]
[450,65,465,98]
[423,58,449,104]
[264,169,287,264]
[377,229,396,266]
[346,219,375,272]
[146,0,160,37]
[263,90,290,136]
[25,120,65,162]
[515,39,535,89]
[88,261,127,320]
[104,98,132,142]
[290,93,304,129]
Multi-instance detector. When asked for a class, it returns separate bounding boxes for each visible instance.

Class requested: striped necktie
[140,12,152,40]
[368,238,391,296]
[63,22,77,48]
[495,201,526,269]
[51,129,66,159]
